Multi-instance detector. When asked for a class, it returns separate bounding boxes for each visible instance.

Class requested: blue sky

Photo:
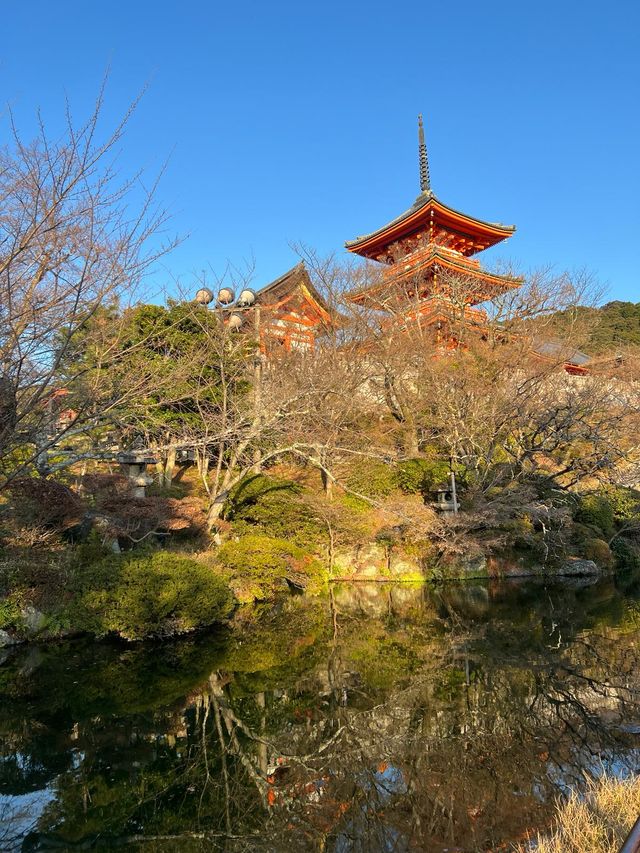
[2,1,639,302]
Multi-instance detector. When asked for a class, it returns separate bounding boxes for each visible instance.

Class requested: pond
[2,573,640,851]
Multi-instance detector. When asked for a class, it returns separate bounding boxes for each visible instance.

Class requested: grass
[516,774,640,852]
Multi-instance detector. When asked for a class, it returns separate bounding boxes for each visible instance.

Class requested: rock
[559,558,601,577]
[389,553,422,579]
[333,544,388,578]
[20,606,47,636]
[0,629,18,648]
[439,551,488,579]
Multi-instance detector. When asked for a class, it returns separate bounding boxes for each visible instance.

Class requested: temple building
[233,118,589,372]
[344,117,590,373]
[254,262,331,352]
[345,115,521,342]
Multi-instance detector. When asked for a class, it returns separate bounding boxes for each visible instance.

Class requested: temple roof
[256,262,331,322]
[533,339,590,366]
[348,245,521,307]
[345,191,516,261]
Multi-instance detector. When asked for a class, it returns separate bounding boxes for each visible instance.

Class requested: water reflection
[2,575,640,851]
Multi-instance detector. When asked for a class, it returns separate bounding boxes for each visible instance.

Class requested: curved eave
[348,254,522,305]
[345,194,516,259]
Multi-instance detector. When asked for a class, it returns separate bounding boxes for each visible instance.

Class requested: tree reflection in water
[1,574,640,851]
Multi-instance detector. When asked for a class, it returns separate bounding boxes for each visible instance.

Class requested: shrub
[582,538,614,569]
[575,493,615,538]
[0,593,23,631]
[223,473,300,518]
[223,474,327,547]
[602,485,640,524]
[217,534,327,602]
[72,552,234,641]
[345,459,397,499]
[611,537,640,571]
[396,457,451,496]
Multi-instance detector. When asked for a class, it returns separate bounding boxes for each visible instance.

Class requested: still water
[2,575,640,851]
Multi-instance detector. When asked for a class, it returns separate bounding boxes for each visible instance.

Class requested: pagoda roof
[345,191,516,260]
[348,246,521,307]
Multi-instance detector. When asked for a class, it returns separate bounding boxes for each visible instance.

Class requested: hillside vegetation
[550,301,640,354]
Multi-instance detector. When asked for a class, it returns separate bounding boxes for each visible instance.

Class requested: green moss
[340,492,371,513]
[68,552,234,641]
[217,534,327,602]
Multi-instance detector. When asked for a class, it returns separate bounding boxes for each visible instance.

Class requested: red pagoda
[345,116,521,339]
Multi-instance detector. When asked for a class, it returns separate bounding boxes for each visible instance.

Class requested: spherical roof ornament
[217,287,235,305]
[195,287,214,305]
[238,288,256,307]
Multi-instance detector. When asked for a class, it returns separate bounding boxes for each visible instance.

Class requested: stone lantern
[428,472,460,516]
[117,451,157,498]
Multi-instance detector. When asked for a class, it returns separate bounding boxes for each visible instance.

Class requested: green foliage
[217,534,327,602]
[66,300,251,445]
[548,300,640,354]
[603,486,640,524]
[573,487,640,550]
[345,458,397,499]
[223,474,327,547]
[0,593,23,631]
[611,538,640,571]
[575,493,616,538]
[340,492,371,513]
[396,457,451,495]
[582,538,614,568]
[70,552,234,641]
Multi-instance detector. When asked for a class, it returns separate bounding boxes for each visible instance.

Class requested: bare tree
[0,81,176,486]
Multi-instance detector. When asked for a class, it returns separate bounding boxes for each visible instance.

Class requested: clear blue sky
[2,1,639,302]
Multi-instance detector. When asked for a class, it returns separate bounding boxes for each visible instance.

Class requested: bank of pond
[2,572,640,850]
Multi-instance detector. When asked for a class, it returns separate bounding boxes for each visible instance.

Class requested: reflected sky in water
[2,573,640,851]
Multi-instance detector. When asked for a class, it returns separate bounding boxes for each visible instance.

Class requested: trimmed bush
[396,457,451,496]
[223,474,326,547]
[72,552,234,641]
[575,493,615,538]
[345,459,397,499]
[217,534,326,602]
[582,538,614,569]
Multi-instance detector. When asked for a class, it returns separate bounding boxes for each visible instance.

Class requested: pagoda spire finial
[418,114,431,195]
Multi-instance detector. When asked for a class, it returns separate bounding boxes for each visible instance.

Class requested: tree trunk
[207,491,229,530]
